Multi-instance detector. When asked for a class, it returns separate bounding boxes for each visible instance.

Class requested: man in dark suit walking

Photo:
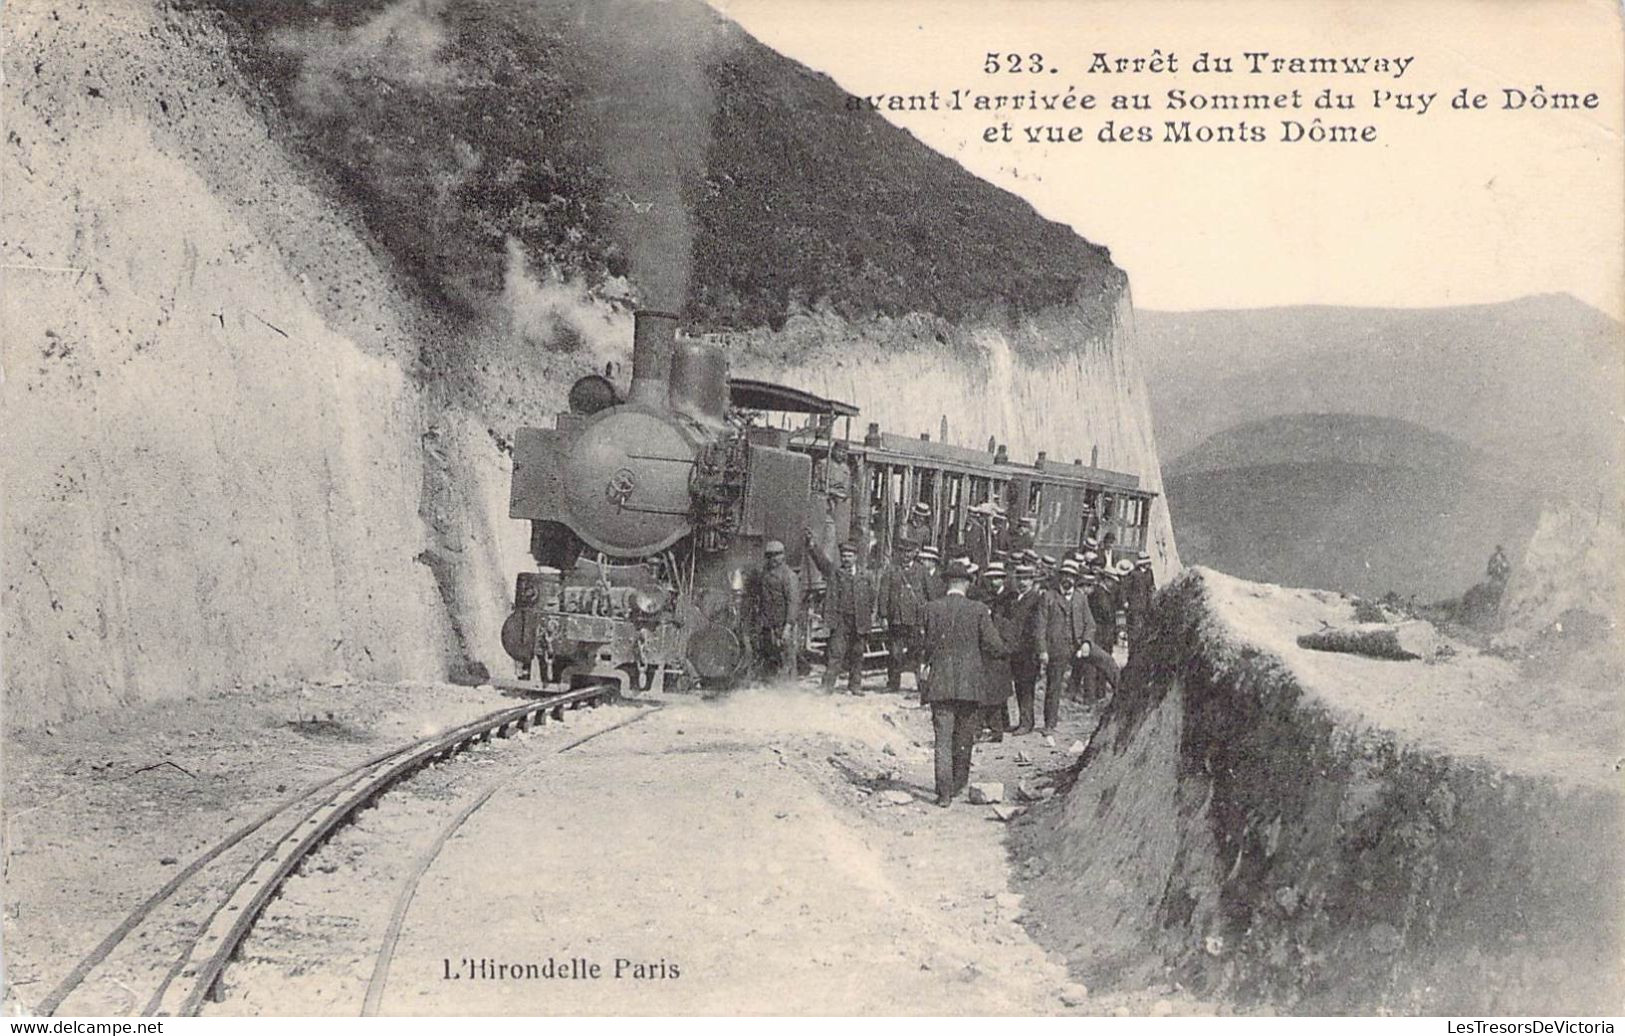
[919,558,1007,806]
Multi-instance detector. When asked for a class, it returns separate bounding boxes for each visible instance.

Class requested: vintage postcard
[3,0,1621,1021]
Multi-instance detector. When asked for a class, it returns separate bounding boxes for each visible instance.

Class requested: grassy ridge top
[203,0,1119,334]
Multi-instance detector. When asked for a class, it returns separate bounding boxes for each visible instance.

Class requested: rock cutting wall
[2,3,520,726]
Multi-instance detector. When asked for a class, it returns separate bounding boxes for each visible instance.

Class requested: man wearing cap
[1035,561,1096,731]
[1125,551,1156,654]
[879,539,930,693]
[807,530,878,694]
[751,540,801,679]
[1005,563,1047,734]
[919,558,1007,806]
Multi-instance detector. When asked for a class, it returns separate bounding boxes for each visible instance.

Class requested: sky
[712,0,1625,318]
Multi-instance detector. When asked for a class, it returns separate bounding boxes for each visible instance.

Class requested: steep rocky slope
[1015,568,1622,1013]
[2,0,1174,728]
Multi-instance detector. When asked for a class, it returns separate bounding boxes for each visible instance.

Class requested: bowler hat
[764,540,785,556]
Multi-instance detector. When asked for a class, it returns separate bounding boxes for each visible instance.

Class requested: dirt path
[372,687,1094,1015]
[192,682,1123,1016]
[8,674,1194,1016]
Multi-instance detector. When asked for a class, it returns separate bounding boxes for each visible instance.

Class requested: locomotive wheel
[686,622,743,681]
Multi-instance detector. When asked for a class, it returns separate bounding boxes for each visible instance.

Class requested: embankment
[1016,567,1623,1013]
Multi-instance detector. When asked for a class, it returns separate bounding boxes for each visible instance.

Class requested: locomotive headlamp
[631,590,664,616]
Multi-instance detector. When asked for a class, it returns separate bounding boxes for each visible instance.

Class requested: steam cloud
[274,0,457,118]
[500,237,629,361]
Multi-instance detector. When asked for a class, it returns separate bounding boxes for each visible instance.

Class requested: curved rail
[359,707,660,1016]
[41,684,622,1017]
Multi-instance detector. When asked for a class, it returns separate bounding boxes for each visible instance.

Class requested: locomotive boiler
[502,310,812,694]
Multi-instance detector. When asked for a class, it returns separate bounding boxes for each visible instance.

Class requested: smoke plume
[571,0,724,313]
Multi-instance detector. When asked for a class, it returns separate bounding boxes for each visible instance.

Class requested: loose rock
[967,782,1004,804]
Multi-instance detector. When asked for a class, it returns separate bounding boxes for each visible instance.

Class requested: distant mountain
[1164,413,1489,479]
[1137,294,1624,493]
[1166,414,1541,599]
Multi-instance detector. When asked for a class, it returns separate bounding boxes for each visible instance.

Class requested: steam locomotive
[502,310,1157,695]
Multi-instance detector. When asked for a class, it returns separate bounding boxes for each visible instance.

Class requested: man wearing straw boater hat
[878,538,933,693]
[974,560,1015,741]
[905,500,935,549]
[919,557,1007,806]
[1124,550,1156,655]
[1005,562,1047,734]
[916,545,944,600]
[1035,559,1096,732]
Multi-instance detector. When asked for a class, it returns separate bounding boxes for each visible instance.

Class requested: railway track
[39,684,630,1017]
[357,709,657,1016]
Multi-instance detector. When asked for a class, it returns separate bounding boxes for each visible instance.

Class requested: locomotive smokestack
[628,309,678,408]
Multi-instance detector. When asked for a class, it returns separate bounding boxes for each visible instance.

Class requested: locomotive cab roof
[728,378,860,417]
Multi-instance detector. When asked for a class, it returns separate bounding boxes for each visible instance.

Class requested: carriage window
[916,469,937,511]
[869,466,888,518]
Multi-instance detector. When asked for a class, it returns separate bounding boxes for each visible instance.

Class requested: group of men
[781,521,1158,807]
